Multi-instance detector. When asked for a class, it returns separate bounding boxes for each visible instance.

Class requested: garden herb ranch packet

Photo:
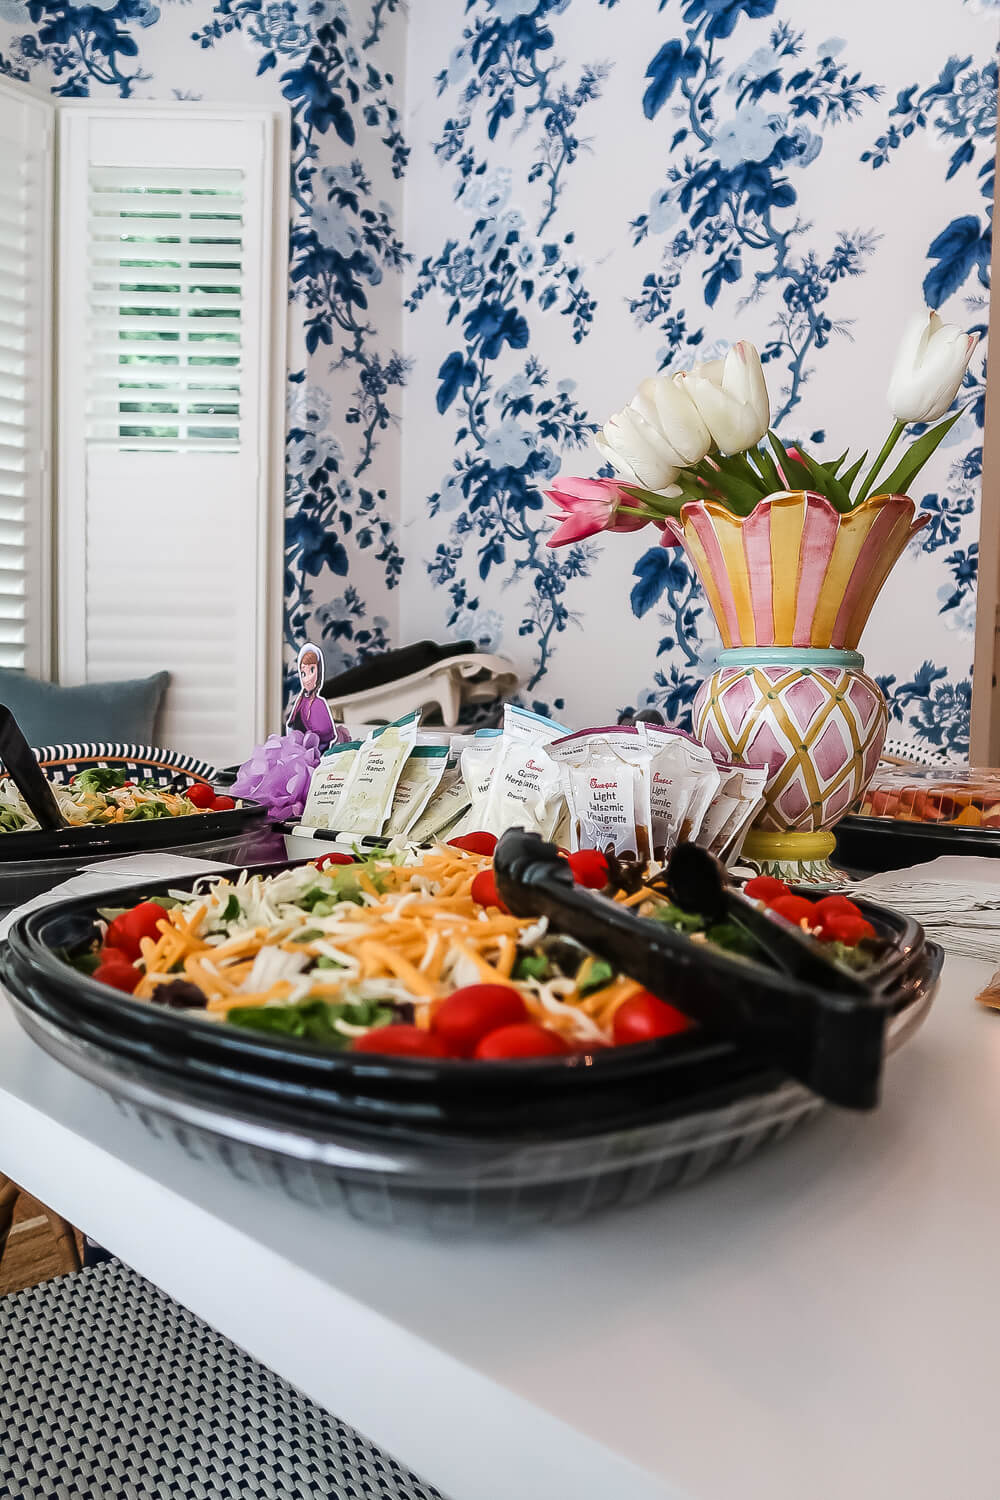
[300,741,361,830]
[334,711,421,836]
[383,746,450,838]
[481,704,567,838]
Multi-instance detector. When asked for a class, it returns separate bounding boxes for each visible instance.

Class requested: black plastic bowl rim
[1,861,939,1138]
[0,798,269,860]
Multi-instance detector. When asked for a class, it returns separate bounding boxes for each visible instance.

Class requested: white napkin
[841,856,1000,962]
[0,853,234,940]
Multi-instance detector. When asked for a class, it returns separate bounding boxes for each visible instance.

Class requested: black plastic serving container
[0,862,943,1234]
[834,812,1000,875]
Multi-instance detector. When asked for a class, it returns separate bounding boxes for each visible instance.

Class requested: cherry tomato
[105,901,170,961]
[431,984,527,1058]
[352,1025,450,1058]
[447,831,498,856]
[185,782,216,808]
[211,795,236,811]
[566,849,609,889]
[612,991,691,1047]
[768,894,818,929]
[313,851,355,869]
[743,875,791,904]
[812,893,863,921]
[812,894,864,940]
[820,911,876,946]
[470,869,508,912]
[93,955,139,994]
[474,1023,569,1060]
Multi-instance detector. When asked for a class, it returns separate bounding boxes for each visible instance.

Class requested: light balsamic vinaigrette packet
[547,726,653,861]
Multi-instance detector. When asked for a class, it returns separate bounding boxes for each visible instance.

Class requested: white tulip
[594,406,681,491]
[629,375,713,467]
[675,341,770,456]
[887,309,979,424]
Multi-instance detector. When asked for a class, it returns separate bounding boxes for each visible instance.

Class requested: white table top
[2,951,999,1500]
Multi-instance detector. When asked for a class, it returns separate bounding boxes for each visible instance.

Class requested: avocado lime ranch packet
[382,746,450,838]
[334,711,421,836]
[300,741,361,830]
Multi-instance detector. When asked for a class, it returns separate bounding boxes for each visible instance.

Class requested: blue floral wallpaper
[0,0,409,701]
[401,0,996,756]
[0,0,996,756]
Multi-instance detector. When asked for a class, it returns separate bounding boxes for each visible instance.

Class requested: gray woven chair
[0,1259,443,1500]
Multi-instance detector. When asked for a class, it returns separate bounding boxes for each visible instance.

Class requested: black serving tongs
[0,703,68,832]
[493,830,890,1110]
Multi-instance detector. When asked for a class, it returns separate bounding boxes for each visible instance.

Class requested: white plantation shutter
[58,107,285,769]
[0,81,53,678]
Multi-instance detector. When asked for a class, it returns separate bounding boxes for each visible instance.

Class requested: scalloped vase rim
[676,488,921,527]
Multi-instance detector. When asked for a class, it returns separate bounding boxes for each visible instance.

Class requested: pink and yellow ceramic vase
[664,490,928,880]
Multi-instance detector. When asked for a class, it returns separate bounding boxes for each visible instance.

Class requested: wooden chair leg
[44,1211,82,1274]
[0,1179,82,1277]
[0,1175,20,1262]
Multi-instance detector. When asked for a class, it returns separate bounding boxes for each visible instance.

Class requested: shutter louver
[88,165,245,454]
[0,84,53,677]
[59,109,282,770]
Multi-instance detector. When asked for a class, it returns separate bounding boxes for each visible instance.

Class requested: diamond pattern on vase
[694,659,888,833]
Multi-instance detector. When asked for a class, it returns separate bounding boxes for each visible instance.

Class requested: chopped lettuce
[513,952,550,982]
[74,767,127,794]
[220,893,241,923]
[575,956,615,997]
[226,996,395,1045]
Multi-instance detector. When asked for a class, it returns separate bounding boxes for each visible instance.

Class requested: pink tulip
[544,477,649,547]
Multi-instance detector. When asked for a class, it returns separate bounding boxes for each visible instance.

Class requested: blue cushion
[0,669,170,748]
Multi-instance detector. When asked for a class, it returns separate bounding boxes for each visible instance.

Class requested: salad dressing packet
[334,711,421,836]
[637,724,720,857]
[707,764,768,860]
[407,765,472,843]
[300,741,361,830]
[479,703,568,837]
[382,746,450,838]
[549,728,653,860]
[449,732,504,837]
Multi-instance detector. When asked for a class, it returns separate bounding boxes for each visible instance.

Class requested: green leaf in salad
[74,767,127,794]
[226,997,395,1045]
[290,927,324,944]
[649,902,706,936]
[220,893,241,923]
[575,956,616,996]
[0,806,28,832]
[64,948,101,976]
[513,952,551,982]
[704,921,761,960]
[315,955,344,970]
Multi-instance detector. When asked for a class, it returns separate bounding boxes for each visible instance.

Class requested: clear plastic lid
[857,766,1000,827]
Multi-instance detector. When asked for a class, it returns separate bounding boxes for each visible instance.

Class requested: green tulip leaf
[766,432,812,492]
[821,448,850,477]
[840,449,868,496]
[793,444,854,513]
[874,410,965,498]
